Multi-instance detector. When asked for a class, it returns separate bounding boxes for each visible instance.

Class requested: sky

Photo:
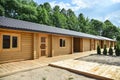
[34,0,120,27]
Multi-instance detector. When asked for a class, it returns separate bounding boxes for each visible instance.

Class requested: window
[2,33,20,50]
[60,39,66,47]
[3,35,10,49]
[12,36,18,48]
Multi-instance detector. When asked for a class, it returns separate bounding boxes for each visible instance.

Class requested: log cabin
[0,16,116,63]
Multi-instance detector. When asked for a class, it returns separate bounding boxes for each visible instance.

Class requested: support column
[51,35,54,56]
[80,38,84,52]
[33,33,37,59]
[71,37,73,54]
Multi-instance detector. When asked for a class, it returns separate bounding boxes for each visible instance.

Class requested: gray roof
[0,16,115,41]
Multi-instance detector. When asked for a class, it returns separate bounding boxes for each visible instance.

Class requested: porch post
[33,33,37,59]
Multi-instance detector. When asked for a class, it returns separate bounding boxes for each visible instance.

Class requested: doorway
[101,40,104,48]
[40,36,47,56]
[73,38,80,52]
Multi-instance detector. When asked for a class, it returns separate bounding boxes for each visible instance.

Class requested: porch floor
[0,50,95,77]
[49,59,120,80]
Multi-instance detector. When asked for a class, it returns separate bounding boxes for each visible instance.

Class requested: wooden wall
[83,38,91,51]
[106,40,110,48]
[0,30,33,63]
[0,28,116,63]
[94,40,100,50]
[90,39,95,50]
[51,35,72,56]
[73,38,80,52]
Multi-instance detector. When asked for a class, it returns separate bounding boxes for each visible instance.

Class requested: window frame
[59,38,66,48]
[1,33,21,51]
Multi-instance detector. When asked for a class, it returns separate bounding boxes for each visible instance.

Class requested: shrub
[103,45,107,55]
[115,45,120,56]
[97,45,101,55]
[114,45,116,50]
[108,45,113,56]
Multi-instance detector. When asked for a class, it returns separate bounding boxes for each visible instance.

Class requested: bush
[103,45,107,55]
[114,45,116,50]
[115,45,120,56]
[108,45,113,56]
[97,45,101,55]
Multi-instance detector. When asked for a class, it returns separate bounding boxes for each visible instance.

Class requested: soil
[0,66,96,80]
[76,54,120,66]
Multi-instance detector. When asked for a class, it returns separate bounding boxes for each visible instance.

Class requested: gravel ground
[0,66,96,80]
[76,54,120,66]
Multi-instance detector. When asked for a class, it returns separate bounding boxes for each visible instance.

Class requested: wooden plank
[49,64,113,80]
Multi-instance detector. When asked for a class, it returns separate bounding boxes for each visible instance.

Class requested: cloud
[49,0,92,11]
[104,10,120,26]
[49,0,120,26]
[71,0,90,9]
[49,0,116,11]
[112,0,120,3]
[50,1,71,10]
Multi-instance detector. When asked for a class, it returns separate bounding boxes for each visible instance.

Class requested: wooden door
[40,36,47,56]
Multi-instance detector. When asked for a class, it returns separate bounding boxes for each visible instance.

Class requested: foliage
[68,77,74,80]
[0,0,119,39]
[103,45,107,55]
[97,45,101,55]
[42,77,46,80]
[108,45,113,56]
[102,20,119,39]
[115,45,120,56]
[114,45,116,50]
[89,19,104,35]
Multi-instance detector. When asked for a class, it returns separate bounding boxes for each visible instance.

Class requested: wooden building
[0,17,116,63]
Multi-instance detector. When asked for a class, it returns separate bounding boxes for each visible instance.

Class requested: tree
[108,45,113,56]
[1,0,20,18]
[37,5,50,25]
[102,20,118,39]
[0,0,119,40]
[0,5,4,16]
[52,6,67,28]
[52,5,62,28]
[103,45,107,55]
[43,2,53,25]
[66,9,78,31]
[115,45,120,56]
[89,19,104,35]
[97,45,101,55]
[78,13,87,32]
[18,4,38,22]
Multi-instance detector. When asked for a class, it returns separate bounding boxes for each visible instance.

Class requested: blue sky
[34,0,120,27]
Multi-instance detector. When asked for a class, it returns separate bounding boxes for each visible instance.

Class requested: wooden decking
[0,51,95,77]
[49,59,120,80]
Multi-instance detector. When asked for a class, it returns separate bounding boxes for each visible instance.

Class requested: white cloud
[112,0,120,3]
[49,0,116,12]
[71,0,90,9]
[50,1,71,10]
[49,0,92,11]
[104,10,120,26]
[49,0,120,26]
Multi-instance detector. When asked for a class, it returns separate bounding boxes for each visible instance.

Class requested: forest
[0,0,120,40]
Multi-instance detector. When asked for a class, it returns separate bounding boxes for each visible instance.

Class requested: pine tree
[108,45,113,56]
[97,45,101,55]
[103,45,107,55]
[115,45,120,56]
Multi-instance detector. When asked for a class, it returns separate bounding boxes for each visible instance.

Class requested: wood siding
[51,35,72,56]
[90,39,95,50]
[0,31,33,63]
[83,38,91,51]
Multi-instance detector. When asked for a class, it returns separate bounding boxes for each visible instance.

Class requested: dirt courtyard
[76,54,120,66]
[0,66,96,80]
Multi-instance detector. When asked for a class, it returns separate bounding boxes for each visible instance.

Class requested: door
[73,38,80,52]
[40,36,47,56]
